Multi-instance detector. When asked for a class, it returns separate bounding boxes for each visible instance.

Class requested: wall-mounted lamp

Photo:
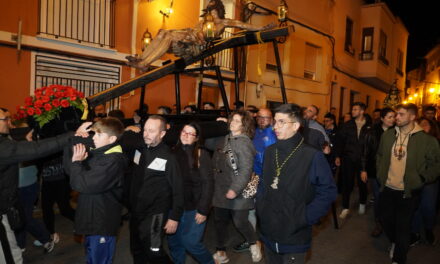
[160,0,174,18]
[141,28,152,52]
[278,0,288,23]
[202,11,216,42]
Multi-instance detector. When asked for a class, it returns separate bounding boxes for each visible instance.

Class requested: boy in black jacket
[69,117,127,264]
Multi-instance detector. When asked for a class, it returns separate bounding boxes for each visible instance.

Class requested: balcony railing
[38,0,115,48]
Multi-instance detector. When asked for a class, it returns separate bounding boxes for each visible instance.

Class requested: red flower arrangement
[16,85,85,128]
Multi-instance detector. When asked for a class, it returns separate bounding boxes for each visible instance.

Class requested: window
[304,43,320,80]
[38,0,116,48]
[344,17,355,55]
[379,30,388,65]
[396,49,404,75]
[360,27,374,60]
[33,53,121,109]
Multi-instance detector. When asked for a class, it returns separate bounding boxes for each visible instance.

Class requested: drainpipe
[131,0,139,79]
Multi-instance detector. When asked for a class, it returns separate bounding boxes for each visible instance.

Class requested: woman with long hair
[168,122,215,264]
[212,110,261,263]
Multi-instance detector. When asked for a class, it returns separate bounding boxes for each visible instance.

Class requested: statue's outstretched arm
[221,18,276,31]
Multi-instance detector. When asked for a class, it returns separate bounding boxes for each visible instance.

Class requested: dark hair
[0,108,8,112]
[108,109,125,120]
[92,117,125,139]
[228,110,255,138]
[203,102,215,108]
[395,103,418,117]
[380,107,395,119]
[184,105,197,113]
[418,117,440,140]
[246,105,259,114]
[234,101,244,109]
[310,105,320,116]
[373,108,382,113]
[158,106,172,115]
[177,122,203,168]
[135,104,149,116]
[147,115,167,131]
[274,103,304,124]
[324,113,336,123]
[352,102,366,110]
[424,105,436,113]
[202,0,225,19]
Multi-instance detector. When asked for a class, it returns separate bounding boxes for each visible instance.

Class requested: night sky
[380,0,440,71]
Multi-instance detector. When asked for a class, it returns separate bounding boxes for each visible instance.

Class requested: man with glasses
[233,108,277,253]
[0,107,91,264]
[256,104,336,264]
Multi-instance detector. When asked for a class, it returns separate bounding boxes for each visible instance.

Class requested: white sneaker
[358,204,366,215]
[250,243,262,262]
[339,209,350,219]
[389,243,395,259]
[33,240,43,247]
[213,251,230,264]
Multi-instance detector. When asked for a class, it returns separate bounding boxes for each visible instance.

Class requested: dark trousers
[379,187,420,264]
[167,210,214,264]
[85,235,116,264]
[264,244,305,264]
[341,159,367,209]
[129,213,173,264]
[15,183,51,248]
[214,207,257,251]
[412,181,439,232]
[41,179,75,234]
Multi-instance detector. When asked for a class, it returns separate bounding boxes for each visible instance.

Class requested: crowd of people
[0,101,439,264]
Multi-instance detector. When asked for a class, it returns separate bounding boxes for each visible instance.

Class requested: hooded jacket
[69,143,127,236]
[376,124,440,197]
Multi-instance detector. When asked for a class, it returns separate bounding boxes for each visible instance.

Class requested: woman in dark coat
[212,110,261,263]
[168,122,215,264]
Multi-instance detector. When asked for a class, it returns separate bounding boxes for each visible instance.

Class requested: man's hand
[323,145,331,154]
[163,219,178,234]
[75,122,92,138]
[72,144,88,162]
[225,189,237,199]
[125,125,141,133]
[335,157,341,167]
[26,129,34,142]
[360,171,368,183]
[195,213,207,225]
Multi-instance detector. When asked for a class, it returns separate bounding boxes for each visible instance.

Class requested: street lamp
[141,28,152,52]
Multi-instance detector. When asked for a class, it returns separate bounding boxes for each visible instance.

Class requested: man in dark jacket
[376,103,440,264]
[128,115,184,264]
[68,117,127,263]
[335,102,372,218]
[256,104,336,264]
[0,107,91,264]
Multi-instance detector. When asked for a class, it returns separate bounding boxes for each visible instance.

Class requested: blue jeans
[370,178,381,220]
[167,210,214,264]
[412,181,439,232]
[85,235,116,264]
[15,182,51,249]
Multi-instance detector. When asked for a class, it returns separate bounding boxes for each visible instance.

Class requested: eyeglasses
[181,130,197,137]
[273,119,295,127]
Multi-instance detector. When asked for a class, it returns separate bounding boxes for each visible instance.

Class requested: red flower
[34,100,43,109]
[55,91,64,98]
[46,88,54,97]
[44,103,52,111]
[52,99,60,107]
[25,97,33,106]
[27,108,35,116]
[35,108,42,115]
[60,99,70,108]
[78,92,85,98]
[70,96,77,101]
[41,95,50,103]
